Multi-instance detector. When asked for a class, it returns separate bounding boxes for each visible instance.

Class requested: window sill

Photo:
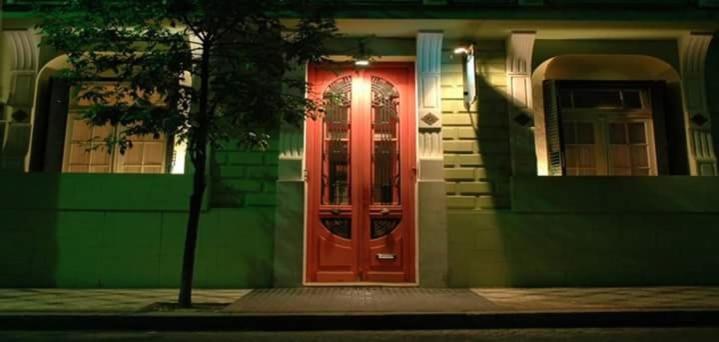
[511,176,719,213]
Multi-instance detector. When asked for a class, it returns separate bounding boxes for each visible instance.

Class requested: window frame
[61,81,172,174]
[546,80,666,176]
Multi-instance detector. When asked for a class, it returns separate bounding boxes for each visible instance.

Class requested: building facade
[2,0,719,288]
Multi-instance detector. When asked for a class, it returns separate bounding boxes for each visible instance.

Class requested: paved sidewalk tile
[0,289,250,312]
[225,288,501,313]
[472,287,719,311]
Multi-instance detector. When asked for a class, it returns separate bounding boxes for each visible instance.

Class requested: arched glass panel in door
[371,76,401,205]
[322,76,352,205]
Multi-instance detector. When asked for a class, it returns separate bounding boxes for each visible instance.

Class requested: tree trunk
[178,41,212,308]
[178,151,207,308]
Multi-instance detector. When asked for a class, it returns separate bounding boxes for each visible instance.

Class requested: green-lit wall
[443,38,719,287]
[0,152,278,288]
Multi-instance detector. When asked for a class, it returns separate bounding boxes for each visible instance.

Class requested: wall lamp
[353,40,373,68]
[454,44,477,111]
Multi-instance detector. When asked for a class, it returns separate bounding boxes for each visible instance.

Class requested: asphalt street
[1,328,719,341]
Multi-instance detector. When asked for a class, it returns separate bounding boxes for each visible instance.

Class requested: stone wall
[442,40,512,210]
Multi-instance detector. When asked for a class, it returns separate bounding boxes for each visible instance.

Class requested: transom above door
[305,63,416,284]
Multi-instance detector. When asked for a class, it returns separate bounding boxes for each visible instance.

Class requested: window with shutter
[62,115,169,174]
[61,82,171,174]
[543,81,665,176]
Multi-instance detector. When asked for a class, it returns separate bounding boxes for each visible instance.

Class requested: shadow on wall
[708,33,719,155]
[448,45,719,288]
[0,173,59,288]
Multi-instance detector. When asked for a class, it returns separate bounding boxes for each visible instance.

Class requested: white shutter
[543,80,564,176]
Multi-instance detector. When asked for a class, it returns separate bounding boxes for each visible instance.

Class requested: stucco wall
[0,171,276,288]
[444,39,719,287]
[443,39,511,210]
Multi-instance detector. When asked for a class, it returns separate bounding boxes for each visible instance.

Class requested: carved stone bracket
[679,32,717,176]
[506,32,537,176]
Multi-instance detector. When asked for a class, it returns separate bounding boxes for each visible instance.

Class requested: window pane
[565,147,579,167]
[573,90,622,108]
[609,123,627,144]
[578,146,595,167]
[631,145,649,168]
[562,122,576,144]
[576,122,595,144]
[560,90,573,108]
[322,76,352,205]
[123,144,144,164]
[611,145,631,168]
[372,76,400,204]
[628,123,646,144]
[623,90,642,109]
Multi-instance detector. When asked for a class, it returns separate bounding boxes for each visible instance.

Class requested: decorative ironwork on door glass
[322,76,352,205]
[322,218,351,239]
[371,218,400,239]
[371,76,400,204]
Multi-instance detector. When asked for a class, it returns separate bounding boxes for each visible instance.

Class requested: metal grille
[322,218,351,239]
[371,218,400,239]
[322,76,352,205]
[371,76,401,204]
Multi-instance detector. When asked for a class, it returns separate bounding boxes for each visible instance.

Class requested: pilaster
[1,30,38,171]
[273,65,307,287]
[679,32,717,176]
[416,31,448,287]
[506,31,537,177]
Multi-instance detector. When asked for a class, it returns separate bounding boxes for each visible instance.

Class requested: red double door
[306,63,416,283]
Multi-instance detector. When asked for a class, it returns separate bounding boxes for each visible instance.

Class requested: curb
[1,310,719,331]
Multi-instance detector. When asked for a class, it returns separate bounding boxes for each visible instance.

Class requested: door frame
[302,61,418,286]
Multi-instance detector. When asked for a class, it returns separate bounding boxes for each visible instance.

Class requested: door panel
[306,63,415,283]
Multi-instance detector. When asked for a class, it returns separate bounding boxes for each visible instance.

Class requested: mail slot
[376,253,396,261]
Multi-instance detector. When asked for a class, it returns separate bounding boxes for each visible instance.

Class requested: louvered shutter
[543,80,564,176]
[42,78,71,172]
[649,81,670,175]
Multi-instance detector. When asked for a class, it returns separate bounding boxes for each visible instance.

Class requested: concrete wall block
[220,179,263,193]
[245,193,277,207]
[227,152,265,166]
[453,154,484,167]
[476,168,511,181]
[444,140,477,153]
[444,155,457,167]
[444,168,476,180]
[246,166,279,180]
[476,196,510,210]
[442,113,474,126]
[475,126,509,140]
[263,153,279,166]
[443,127,459,140]
[456,127,478,139]
[442,100,473,115]
[441,84,464,99]
[456,181,495,195]
[441,64,462,74]
[447,196,476,209]
[216,166,246,178]
[213,151,230,165]
[476,140,510,154]
[263,181,277,193]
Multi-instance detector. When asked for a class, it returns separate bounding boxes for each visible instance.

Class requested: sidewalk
[1,287,718,330]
